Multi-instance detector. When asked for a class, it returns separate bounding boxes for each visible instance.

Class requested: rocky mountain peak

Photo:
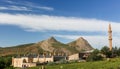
[76,37,84,40]
[46,36,58,43]
[68,37,93,51]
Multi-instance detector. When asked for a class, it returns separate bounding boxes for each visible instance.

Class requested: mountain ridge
[0,37,93,56]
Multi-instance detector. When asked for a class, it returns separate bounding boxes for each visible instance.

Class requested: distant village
[12,50,93,67]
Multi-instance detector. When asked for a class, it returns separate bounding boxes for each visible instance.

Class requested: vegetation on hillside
[52,42,78,53]
[0,43,35,56]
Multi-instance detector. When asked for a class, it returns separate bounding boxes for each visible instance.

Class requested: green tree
[112,46,118,57]
[87,49,103,61]
[117,48,120,56]
[101,46,112,58]
[0,57,12,69]
[0,57,5,68]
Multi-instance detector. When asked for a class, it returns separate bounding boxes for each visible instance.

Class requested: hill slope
[0,37,93,56]
[68,37,93,52]
[0,43,35,56]
[32,37,78,55]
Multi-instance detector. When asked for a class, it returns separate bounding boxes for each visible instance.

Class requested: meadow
[22,58,120,69]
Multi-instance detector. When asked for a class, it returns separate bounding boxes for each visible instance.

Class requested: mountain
[33,36,78,55]
[68,37,93,52]
[0,37,93,56]
[0,43,35,56]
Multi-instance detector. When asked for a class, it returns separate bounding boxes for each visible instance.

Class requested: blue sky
[0,0,120,49]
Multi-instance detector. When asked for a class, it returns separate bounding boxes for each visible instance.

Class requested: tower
[108,24,112,51]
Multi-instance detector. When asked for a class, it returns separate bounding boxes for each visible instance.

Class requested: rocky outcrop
[68,37,93,52]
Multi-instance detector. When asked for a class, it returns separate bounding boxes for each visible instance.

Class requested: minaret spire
[108,24,112,51]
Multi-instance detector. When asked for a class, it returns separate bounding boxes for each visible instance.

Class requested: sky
[0,0,120,49]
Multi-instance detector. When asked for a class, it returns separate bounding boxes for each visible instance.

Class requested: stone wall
[33,56,54,63]
[68,53,79,61]
[22,63,36,67]
[12,56,54,67]
[13,58,23,67]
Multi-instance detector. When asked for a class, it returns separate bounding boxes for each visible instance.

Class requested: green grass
[22,58,120,69]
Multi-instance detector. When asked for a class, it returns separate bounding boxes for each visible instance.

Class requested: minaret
[108,24,112,51]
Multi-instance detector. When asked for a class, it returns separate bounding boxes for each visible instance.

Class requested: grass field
[20,58,120,69]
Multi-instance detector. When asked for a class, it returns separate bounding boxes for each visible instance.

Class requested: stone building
[68,53,79,61]
[68,50,93,61]
[12,55,54,67]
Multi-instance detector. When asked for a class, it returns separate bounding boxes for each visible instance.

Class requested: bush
[87,49,103,61]
[58,59,68,64]
[47,62,56,65]
[69,60,78,63]
[101,46,112,58]
[0,57,12,69]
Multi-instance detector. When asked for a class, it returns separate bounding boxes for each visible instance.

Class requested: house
[68,50,93,61]
[12,55,54,67]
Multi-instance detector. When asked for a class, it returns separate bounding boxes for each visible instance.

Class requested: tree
[0,58,5,68]
[87,49,103,61]
[0,57,12,69]
[117,48,120,56]
[112,46,118,57]
[101,46,112,58]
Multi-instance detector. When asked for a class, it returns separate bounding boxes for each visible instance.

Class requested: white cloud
[0,6,31,11]
[0,7,8,10]
[24,1,54,11]
[5,0,15,4]
[36,6,54,11]
[4,0,54,11]
[10,6,30,11]
[0,13,120,33]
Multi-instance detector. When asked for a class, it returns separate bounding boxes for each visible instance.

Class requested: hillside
[68,37,93,52]
[0,43,35,56]
[0,37,93,56]
[28,37,78,55]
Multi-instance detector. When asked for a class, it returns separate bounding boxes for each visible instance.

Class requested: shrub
[0,57,12,69]
[58,59,68,64]
[87,49,103,61]
[47,62,56,65]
